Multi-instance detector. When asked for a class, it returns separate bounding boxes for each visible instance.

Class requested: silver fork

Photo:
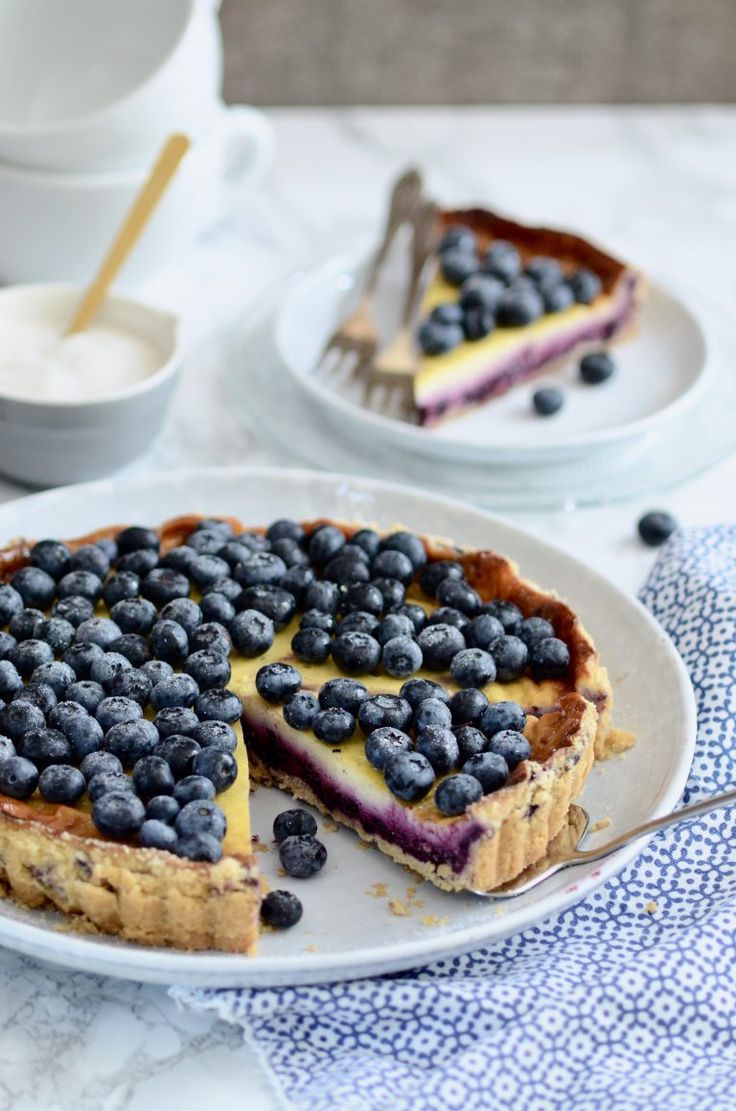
[475,786,736,899]
[315,168,424,384]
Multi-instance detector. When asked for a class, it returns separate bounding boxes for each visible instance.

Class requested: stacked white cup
[0,0,273,284]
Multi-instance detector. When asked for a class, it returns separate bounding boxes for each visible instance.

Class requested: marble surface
[1,106,735,1109]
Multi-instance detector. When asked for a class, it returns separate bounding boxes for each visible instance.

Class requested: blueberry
[12,639,54,678]
[194,688,242,723]
[279,834,327,878]
[11,566,56,609]
[139,820,178,851]
[399,678,448,710]
[416,726,459,774]
[580,351,615,385]
[105,719,159,767]
[440,248,478,286]
[300,609,335,634]
[323,554,370,587]
[266,518,305,544]
[283,691,319,731]
[203,576,245,606]
[338,611,379,637]
[160,598,203,637]
[0,756,38,799]
[414,697,452,732]
[31,661,75,699]
[488,729,531,768]
[156,736,201,779]
[427,607,470,632]
[80,750,123,782]
[140,568,190,608]
[141,659,174,686]
[191,556,231,590]
[153,706,199,739]
[463,306,495,341]
[102,571,140,608]
[0,736,16,762]
[482,241,521,283]
[235,552,287,589]
[192,719,237,753]
[53,596,95,628]
[479,600,522,635]
[61,642,102,682]
[193,746,238,791]
[526,257,563,285]
[465,614,504,651]
[92,791,145,837]
[273,809,319,844]
[569,268,602,304]
[69,544,110,580]
[416,623,466,670]
[319,678,368,716]
[173,775,216,805]
[97,538,118,561]
[496,284,544,326]
[383,530,427,570]
[291,627,332,664]
[110,597,157,636]
[75,617,122,651]
[176,799,227,840]
[175,832,223,862]
[436,578,480,615]
[50,702,103,759]
[450,648,496,688]
[372,578,406,610]
[313,707,355,744]
[116,526,160,556]
[261,890,303,929]
[238,586,296,630]
[235,531,271,553]
[231,609,275,657]
[87,772,134,803]
[434,774,483,816]
[189,622,232,653]
[145,795,180,824]
[438,225,477,254]
[270,538,308,568]
[533,387,564,417]
[89,652,132,690]
[417,318,464,355]
[132,755,175,799]
[0,584,23,626]
[460,273,504,313]
[372,549,414,585]
[56,570,103,603]
[382,635,423,678]
[529,637,570,680]
[0,632,15,661]
[9,608,44,641]
[13,683,57,716]
[279,566,314,604]
[115,549,159,576]
[365,726,413,770]
[307,526,346,567]
[492,635,529,681]
[38,764,85,805]
[350,528,381,558]
[454,724,489,762]
[303,580,340,614]
[332,632,381,675]
[255,662,302,704]
[638,510,678,547]
[540,282,574,314]
[36,617,75,655]
[518,617,555,648]
[358,694,413,734]
[184,649,231,691]
[160,545,198,575]
[450,687,489,725]
[150,619,189,664]
[185,529,227,556]
[340,582,384,616]
[376,614,415,645]
[419,560,464,598]
[0,660,22,700]
[29,539,71,580]
[108,635,152,670]
[18,727,71,768]
[65,679,105,715]
[96,695,142,732]
[199,593,236,627]
[384,750,435,802]
[462,751,509,793]
[193,518,235,540]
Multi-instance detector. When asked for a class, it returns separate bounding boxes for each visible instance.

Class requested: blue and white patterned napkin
[173,526,736,1111]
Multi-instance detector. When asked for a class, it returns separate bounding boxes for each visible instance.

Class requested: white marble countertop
[1,106,735,1109]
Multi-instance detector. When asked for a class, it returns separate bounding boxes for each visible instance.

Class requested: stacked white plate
[226,253,736,511]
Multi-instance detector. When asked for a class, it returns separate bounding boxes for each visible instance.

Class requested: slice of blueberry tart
[414,207,647,426]
[0,514,632,949]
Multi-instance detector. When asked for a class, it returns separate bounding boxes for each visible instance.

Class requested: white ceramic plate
[0,467,695,986]
[275,253,708,465]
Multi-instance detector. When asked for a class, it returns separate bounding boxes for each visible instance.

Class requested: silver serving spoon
[477,786,736,899]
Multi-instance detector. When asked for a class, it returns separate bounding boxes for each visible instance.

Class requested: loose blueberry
[0,755,39,799]
[323,554,370,587]
[139,819,178,851]
[372,550,414,586]
[384,750,435,802]
[434,774,483,816]
[193,518,235,540]
[279,834,327,878]
[13,682,57,716]
[462,751,509,793]
[278,566,314,604]
[460,272,505,312]
[308,527,347,570]
[479,700,527,737]
[450,648,496,688]
[332,631,381,676]
[569,268,602,304]
[340,582,384,617]
[532,387,564,417]
[283,690,319,731]
[266,518,305,544]
[312,707,355,744]
[529,636,570,680]
[261,890,303,929]
[234,552,287,589]
[291,627,332,665]
[580,351,615,385]
[38,764,85,805]
[463,305,495,341]
[449,687,489,725]
[488,729,531,768]
[382,635,423,679]
[273,809,318,843]
[492,635,529,681]
[416,623,466,670]
[93,791,145,837]
[141,659,174,686]
[638,510,678,547]
[319,678,368,715]
[429,303,464,328]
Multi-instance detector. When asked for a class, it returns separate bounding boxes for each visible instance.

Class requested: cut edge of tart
[414,207,647,426]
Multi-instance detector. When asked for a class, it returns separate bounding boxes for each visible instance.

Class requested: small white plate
[0,467,695,986]
[275,253,708,465]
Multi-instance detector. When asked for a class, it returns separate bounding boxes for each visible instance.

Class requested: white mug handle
[216,104,273,218]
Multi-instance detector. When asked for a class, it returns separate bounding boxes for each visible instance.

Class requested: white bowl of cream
[0,284,180,486]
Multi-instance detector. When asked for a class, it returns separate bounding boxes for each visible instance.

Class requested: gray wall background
[220,0,736,105]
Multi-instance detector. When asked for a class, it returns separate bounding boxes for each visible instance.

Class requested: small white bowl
[0,284,181,487]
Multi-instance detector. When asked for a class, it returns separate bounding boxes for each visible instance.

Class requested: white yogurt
[0,314,163,402]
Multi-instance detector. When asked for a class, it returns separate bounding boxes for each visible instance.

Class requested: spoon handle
[573,785,736,864]
[66,133,191,335]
